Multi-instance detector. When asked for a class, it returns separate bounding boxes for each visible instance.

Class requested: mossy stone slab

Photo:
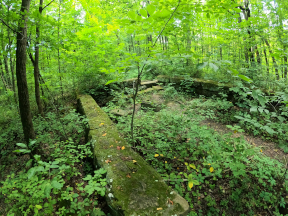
[77,94,189,216]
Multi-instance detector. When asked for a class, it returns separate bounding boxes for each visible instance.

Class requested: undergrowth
[115,107,287,215]
[102,83,288,215]
[0,110,107,216]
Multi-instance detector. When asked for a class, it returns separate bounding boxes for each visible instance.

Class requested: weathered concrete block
[110,109,130,117]
[77,95,189,216]
[141,80,159,88]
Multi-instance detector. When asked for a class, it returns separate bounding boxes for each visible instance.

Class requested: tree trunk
[58,1,63,97]
[284,54,287,79]
[264,39,280,80]
[0,58,8,90]
[16,0,35,144]
[263,47,269,76]
[255,45,261,64]
[220,46,223,61]
[33,0,44,117]
[0,59,8,91]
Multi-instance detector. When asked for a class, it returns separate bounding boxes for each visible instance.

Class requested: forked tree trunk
[16,0,35,144]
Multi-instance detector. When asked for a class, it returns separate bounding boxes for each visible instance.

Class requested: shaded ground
[201,119,287,163]
[137,91,288,164]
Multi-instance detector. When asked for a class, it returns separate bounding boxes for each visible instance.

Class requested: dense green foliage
[108,86,288,215]
[1,0,288,215]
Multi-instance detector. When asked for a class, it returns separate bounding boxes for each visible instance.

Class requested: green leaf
[44,183,52,197]
[155,9,170,18]
[72,193,79,198]
[35,205,42,210]
[147,5,156,15]
[27,167,36,179]
[278,116,285,122]
[13,149,31,153]
[34,155,41,161]
[209,63,218,72]
[106,79,118,85]
[51,180,63,190]
[197,62,208,70]
[230,68,239,75]
[29,140,37,147]
[238,74,252,83]
[128,11,136,20]
[50,164,59,168]
[258,96,266,107]
[16,143,28,148]
[135,15,143,21]
[35,166,44,172]
[234,8,242,13]
[83,175,92,181]
[263,126,276,134]
[250,106,258,112]
[140,9,147,18]
[207,13,210,19]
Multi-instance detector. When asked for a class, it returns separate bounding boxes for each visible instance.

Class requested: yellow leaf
[234,130,238,133]
[189,164,196,169]
[208,163,211,165]
[154,154,159,157]
[157,208,163,210]
[210,167,214,173]
[165,161,167,163]
[260,149,262,152]
[121,146,125,150]
[184,162,188,166]
[99,123,104,126]
[160,154,164,157]
[102,133,107,137]
[188,182,193,189]
[132,160,137,163]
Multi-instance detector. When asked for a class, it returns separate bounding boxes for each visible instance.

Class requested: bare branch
[43,0,54,10]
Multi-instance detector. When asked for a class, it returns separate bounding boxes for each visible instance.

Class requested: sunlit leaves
[147,5,156,15]
[154,9,170,18]
[140,9,147,18]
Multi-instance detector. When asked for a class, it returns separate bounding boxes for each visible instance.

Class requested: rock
[141,80,159,88]
[109,109,130,117]
[141,102,162,112]
[77,94,189,216]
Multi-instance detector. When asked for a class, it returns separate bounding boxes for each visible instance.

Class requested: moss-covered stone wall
[77,94,189,216]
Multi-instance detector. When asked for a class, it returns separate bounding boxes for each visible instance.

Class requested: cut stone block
[141,80,159,88]
[77,94,189,216]
[110,109,130,117]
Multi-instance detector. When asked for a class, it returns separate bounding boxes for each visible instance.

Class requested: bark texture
[16,0,35,143]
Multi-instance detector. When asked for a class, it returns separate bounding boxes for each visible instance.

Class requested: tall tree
[16,0,36,143]
[28,0,46,117]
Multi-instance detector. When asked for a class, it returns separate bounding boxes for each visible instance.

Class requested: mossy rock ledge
[77,94,189,216]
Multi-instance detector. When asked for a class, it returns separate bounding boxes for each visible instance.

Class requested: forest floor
[201,119,287,163]
[129,90,286,163]
[149,91,287,163]
[104,87,288,215]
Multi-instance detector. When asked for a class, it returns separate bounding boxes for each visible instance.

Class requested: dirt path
[164,97,287,163]
[201,119,287,163]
